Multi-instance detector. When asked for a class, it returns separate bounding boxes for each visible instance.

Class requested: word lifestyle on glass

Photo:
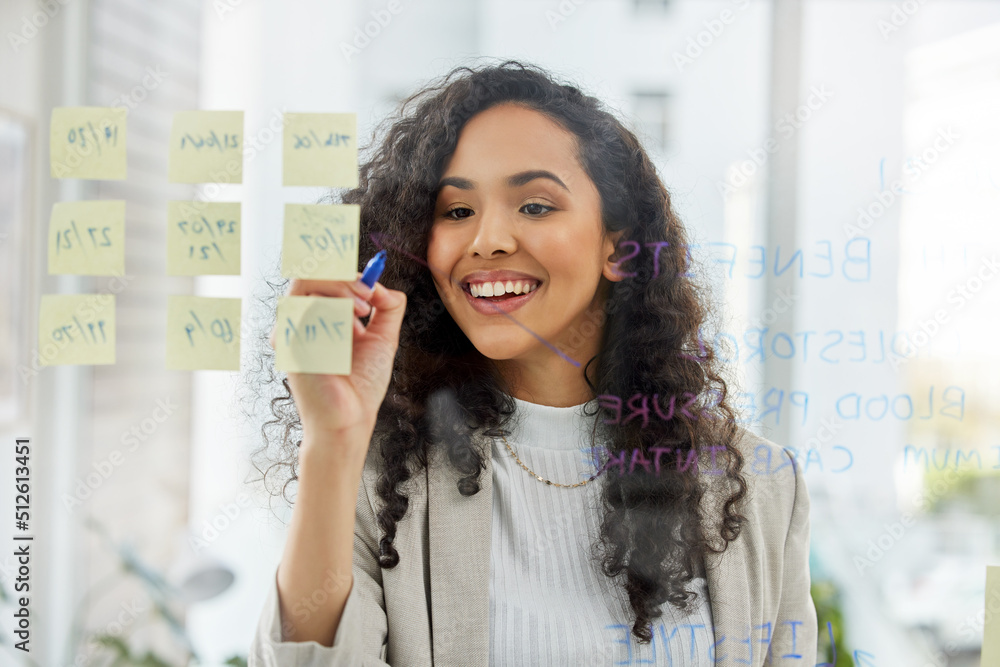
[578,442,854,477]
[612,237,871,282]
[605,620,872,667]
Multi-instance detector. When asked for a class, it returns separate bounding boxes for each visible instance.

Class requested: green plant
[91,635,173,667]
[811,579,854,667]
[68,516,248,666]
[923,467,1000,516]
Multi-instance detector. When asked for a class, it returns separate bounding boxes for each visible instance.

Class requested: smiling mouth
[463,279,541,300]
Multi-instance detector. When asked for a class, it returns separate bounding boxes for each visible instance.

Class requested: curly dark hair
[247,58,748,644]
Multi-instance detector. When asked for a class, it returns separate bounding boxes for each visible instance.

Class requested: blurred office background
[1,0,999,664]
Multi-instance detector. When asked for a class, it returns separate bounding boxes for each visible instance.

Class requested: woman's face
[427,102,622,365]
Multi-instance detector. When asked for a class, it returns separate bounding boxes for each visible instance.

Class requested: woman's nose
[467,208,517,258]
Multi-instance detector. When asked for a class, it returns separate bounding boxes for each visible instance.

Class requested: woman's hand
[269,273,407,454]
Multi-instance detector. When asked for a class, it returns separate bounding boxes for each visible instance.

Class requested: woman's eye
[444,207,474,220]
[521,202,554,216]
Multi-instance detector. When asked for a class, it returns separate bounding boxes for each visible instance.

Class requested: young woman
[249,60,817,666]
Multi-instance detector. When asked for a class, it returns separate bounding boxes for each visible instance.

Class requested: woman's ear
[601,229,629,282]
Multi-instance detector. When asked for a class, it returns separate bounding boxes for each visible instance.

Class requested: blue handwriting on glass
[292,130,352,149]
[177,216,236,261]
[613,239,871,282]
[183,310,234,346]
[55,220,113,255]
[52,316,108,345]
[180,131,240,151]
[67,122,118,155]
[283,315,345,346]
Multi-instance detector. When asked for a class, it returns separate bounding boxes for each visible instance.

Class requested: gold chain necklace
[499,433,604,488]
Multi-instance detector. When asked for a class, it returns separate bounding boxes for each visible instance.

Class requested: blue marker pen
[360,250,387,288]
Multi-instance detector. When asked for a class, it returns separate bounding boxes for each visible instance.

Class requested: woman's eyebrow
[436,169,571,194]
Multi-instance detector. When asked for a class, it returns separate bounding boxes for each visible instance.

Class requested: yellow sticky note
[274,296,353,375]
[166,201,241,275]
[281,204,360,280]
[166,296,241,371]
[984,565,1000,664]
[38,294,115,365]
[50,107,127,180]
[282,112,358,187]
[168,110,243,183]
[48,200,126,275]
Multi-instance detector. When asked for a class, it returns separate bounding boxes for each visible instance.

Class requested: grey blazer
[250,426,818,666]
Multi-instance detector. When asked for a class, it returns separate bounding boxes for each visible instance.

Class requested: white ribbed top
[489,395,715,666]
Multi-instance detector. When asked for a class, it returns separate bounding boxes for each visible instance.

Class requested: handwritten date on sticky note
[274,296,353,375]
[48,200,126,275]
[50,107,127,180]
[281,204,359,280]
[282,112,358,187]
[166,201,241,275]
[38,294,115,365]
[168,110,243,183]
[166,296,241,371]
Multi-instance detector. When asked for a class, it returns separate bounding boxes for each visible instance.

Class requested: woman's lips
[462,282,540,315]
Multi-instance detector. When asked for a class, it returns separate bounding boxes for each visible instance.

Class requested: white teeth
[469,280,539,297]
